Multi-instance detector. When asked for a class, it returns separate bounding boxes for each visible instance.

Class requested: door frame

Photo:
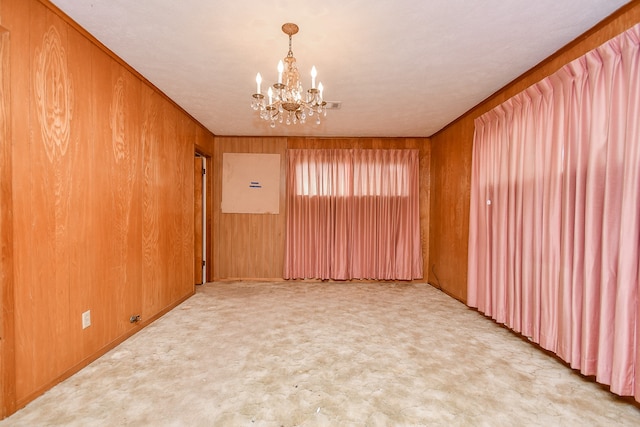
[194,151,212,284]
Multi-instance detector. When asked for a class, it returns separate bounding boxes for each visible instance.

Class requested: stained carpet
[2,281,639,426]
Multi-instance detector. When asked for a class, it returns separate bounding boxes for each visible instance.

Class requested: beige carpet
[2,281,640,426]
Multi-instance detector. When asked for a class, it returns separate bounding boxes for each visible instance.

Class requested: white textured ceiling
[48,0,630,137]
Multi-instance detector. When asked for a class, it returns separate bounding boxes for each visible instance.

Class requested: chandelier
[251,23,327,128]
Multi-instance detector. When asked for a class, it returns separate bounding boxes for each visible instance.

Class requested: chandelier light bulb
[311,66,317,89]
[318,82,324,100]
[256,73,262,94]
[277,60,284,84]
[268,86,273,104]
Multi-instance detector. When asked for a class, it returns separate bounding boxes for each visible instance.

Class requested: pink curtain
[284,149,422,281]
[468,24,640,400]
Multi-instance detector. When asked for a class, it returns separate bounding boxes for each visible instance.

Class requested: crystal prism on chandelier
[251,23,327,128]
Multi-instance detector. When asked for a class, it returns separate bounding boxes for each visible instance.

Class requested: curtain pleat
[468,24,640,401]
[284,149,422,281]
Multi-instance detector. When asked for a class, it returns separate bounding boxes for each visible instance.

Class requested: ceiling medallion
[251,23,327,128]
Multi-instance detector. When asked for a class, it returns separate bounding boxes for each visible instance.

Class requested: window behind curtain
[284,149,423,281]
[294,156,409,197]
[468,24,640,401]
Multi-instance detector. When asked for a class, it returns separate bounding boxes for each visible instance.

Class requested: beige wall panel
[221,153,280,214]
[428,2,640,303]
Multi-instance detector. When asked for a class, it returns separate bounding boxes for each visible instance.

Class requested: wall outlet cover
[82,310,91,329]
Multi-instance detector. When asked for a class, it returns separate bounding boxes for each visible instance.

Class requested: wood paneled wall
[212,137,288,279]
[428,1,640,302]
[0,0,215,416]
[0,24,16,417]
[212,137,430,281]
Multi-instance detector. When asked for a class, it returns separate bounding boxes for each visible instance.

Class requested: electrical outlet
[82,310,91,329]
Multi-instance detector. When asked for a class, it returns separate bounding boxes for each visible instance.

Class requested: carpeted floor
[2,281,640,426]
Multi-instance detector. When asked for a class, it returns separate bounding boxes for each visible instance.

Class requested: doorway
[194,154,207,285]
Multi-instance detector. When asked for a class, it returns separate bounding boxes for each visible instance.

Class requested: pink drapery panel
[284,149,422,281]
[468,24,640,400]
